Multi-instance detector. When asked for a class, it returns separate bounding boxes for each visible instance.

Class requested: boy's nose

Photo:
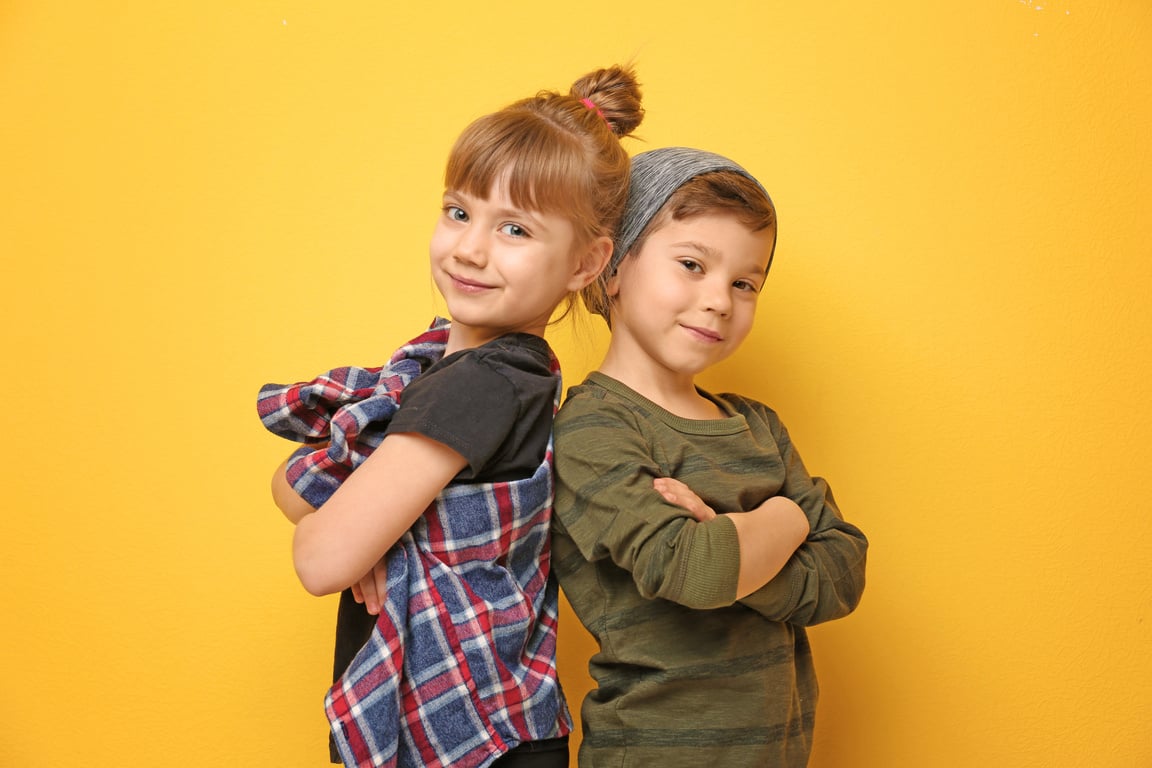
[701,280,732,316]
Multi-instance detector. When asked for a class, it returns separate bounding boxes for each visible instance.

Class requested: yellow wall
[2,2,1149,765]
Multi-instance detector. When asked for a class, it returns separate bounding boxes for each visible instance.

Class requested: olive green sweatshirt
[553,372,868,767]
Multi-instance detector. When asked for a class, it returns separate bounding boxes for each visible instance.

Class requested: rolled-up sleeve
[554,397,742,609]
[737,414,869,626]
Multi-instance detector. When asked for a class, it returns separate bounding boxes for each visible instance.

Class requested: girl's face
[429,181,602,352]
[605,213,775,386]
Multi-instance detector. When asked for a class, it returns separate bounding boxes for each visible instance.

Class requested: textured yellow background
[2,2,1149,766]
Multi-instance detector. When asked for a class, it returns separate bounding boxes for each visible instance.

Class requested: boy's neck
[597,357,725,420]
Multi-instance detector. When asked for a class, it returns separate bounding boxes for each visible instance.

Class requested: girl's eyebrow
[491,205,544,224]
[443,190,545,227]
[441,188,477,205]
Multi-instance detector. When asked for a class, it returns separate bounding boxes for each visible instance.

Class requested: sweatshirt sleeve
[736,403,869,626]
[553,395,742,610]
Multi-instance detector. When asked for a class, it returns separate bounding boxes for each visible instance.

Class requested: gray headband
[611,146,775,274]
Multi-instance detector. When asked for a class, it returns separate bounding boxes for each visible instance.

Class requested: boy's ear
[605,269,621,298]
[568,235,614,291]
[605,248,630,298]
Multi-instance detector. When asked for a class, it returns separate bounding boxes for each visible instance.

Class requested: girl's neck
[443,323,541,357]
[444,326,487,357]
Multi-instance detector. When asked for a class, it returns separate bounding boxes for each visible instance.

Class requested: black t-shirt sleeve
[387,335,556,482]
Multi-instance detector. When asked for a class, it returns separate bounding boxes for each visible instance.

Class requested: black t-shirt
[387,332,556,482]
[328,332,557,761]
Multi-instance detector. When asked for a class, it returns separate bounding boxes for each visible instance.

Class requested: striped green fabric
[553,372,868,767]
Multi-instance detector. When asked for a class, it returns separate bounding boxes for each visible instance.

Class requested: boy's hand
[351,558,389,615]
[653,477,717,522]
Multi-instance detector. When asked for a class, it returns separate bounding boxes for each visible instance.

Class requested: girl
[257,66,644,768]
[553,148,868,767]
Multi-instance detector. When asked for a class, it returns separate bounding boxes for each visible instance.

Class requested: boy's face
[607,213,774,383]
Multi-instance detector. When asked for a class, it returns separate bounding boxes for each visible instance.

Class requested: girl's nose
[454,227,488,267]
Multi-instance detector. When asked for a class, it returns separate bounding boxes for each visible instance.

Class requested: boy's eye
[734,279,760,293]
[499,223,528,237]
[678,258,703,273]
[445,205,468,222]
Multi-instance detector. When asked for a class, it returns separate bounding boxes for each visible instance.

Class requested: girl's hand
[653,477,717,522]
[351,558,389,615]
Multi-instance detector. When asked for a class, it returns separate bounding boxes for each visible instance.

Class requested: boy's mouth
[681,324,723,343]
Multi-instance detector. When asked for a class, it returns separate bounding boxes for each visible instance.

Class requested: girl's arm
[271,455,318,524]
[269,445,437,615]
[292,432,468,597]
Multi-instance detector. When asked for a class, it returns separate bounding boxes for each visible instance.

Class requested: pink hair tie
[581,97,609,126]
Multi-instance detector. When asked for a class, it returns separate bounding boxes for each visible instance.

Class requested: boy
[552,147,868,767]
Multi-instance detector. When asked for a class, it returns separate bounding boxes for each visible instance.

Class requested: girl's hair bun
[570,65,644,138]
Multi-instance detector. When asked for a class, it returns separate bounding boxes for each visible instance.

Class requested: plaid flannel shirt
[257,319,571,768]
[256,320,452,508]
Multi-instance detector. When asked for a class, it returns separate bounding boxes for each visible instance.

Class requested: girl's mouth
[450,274,495,292]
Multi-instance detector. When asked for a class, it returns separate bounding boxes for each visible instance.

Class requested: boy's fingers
[654,477,716,521]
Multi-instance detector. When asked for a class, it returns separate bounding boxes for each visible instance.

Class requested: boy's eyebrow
[668,240,719,257]
[745,257,772,276]
[671,239,771,276]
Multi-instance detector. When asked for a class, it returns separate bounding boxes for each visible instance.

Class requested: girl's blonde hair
[444,65,644,263]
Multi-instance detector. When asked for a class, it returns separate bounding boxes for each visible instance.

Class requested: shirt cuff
[678,515,741,608]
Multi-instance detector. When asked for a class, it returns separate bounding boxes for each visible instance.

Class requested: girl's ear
[567,235,614,291]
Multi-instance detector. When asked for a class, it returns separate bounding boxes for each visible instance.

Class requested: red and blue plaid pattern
[257,319,571,768]
[256,318,451,508]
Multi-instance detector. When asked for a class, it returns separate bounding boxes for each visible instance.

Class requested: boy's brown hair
[626,171,775,260]
[584,160,776,318]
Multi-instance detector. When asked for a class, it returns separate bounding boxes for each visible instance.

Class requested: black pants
[490,737,569,768]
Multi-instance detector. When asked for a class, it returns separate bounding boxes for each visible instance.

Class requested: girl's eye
[499,223,528,237]
[734,279,760,293]
[445,205,468,222]
[678,258,703,273]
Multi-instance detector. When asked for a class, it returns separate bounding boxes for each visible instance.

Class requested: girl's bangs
[445,115,590,219]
